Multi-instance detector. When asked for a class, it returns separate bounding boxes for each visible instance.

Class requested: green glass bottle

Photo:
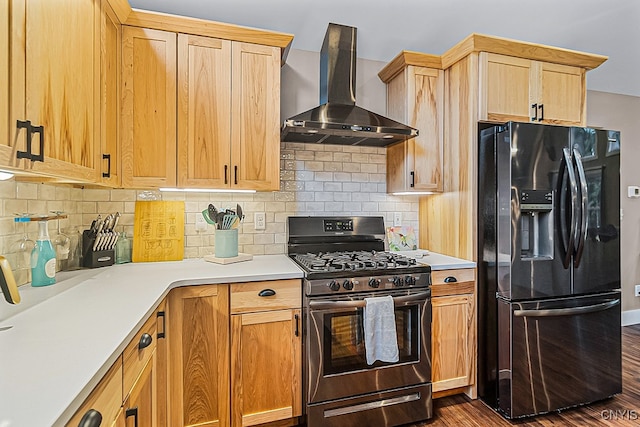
[31,220,56,287]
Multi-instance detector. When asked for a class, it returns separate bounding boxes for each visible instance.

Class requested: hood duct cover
[281,23,418,147]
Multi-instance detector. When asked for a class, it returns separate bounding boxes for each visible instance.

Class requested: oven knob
[405,276,416,286]
[328,280,341,291]
[368,278,381,288]
[342,280,354,290]
[392,276,404,287]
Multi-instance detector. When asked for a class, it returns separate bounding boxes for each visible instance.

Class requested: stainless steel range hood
[281,23,418,147]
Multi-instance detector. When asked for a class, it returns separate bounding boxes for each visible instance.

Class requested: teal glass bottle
[31,220,56,287]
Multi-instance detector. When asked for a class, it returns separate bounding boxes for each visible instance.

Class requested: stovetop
[292,250,421,275]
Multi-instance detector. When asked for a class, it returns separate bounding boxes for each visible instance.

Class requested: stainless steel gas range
[287,216,433,427]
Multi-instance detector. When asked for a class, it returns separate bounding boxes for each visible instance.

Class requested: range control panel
[323,219,354,232]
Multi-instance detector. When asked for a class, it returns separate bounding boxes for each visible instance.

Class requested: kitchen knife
[0,256,20,304]
[92,220,105,251]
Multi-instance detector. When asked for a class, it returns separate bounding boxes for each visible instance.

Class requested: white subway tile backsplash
[0,142,420,286]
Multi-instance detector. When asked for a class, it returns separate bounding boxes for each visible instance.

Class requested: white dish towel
[363,295,399,365]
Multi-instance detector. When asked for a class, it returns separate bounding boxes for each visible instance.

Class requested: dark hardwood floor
[419,325,640,426]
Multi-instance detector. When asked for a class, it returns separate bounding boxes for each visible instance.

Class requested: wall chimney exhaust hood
[281,23,418,147]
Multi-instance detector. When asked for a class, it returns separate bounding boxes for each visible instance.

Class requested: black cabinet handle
[16,120,32,160]
[410,171,415,188]
[538,104,544,121]
[30,124,44,162]
[157,311,166,339]
[294,314,299,337]
[102,154,111,178]
[78,409,102,427]
[138,333,152,350]
[258,289,276,297]
[443,276,458,283]
[224,165,228,184]
[234,165,238,185]
[125,407,138,427]
[531,103,538,122]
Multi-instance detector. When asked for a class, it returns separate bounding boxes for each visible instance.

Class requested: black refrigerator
[477,122,622,418]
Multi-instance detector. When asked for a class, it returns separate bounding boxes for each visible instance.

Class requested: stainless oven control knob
[328,280,341,291]
[368,278,381,288]
[404,276,416,286]
[342,280,354,290]
[392,276,404,287]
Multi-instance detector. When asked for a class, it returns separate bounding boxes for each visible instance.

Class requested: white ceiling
[129,0,640,97]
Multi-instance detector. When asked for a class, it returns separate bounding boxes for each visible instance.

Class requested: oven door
[306,289,431,404]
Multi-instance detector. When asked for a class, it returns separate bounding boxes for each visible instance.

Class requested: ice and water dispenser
[520,190,553,259]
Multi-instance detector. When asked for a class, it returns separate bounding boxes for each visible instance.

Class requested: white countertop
[0,250,474,427]
[0,255,303,427]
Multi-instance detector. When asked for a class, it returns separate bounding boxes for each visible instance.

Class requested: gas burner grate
[292,250,417,273]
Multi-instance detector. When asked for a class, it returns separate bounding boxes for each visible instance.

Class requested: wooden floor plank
[415,325,640,426]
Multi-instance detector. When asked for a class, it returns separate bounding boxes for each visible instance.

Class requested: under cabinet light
[392,191,435,196]
[0,171,14,180]
[159,187,256,194]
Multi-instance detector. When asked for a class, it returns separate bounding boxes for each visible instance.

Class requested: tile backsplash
[0,142,419,286]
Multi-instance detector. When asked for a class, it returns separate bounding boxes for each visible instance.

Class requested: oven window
[323,305,419,375]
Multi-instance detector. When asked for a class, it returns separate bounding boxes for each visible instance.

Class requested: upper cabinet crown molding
[379,51,443,83]
[441,33,608,70]
[123,9,294,64]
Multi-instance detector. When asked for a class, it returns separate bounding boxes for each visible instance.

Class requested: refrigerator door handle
[558,148,578,269]
[572,149,589,267]
[514,299,620,317]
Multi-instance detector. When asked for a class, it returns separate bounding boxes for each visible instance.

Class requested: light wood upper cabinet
[230,279,302,426]
[8,0,100,182]
[0,1,12,169]
[231,42,281,191]
[167,285,230,427]
[430,268,476,398]
[384,65,444,193]
[99,1,122,186]
[121,26,177,188]
[479,52,585,126]
[177,34,232,188]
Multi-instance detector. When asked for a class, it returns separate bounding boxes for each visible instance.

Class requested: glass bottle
[115,231,132,264]
[31,220,56,287]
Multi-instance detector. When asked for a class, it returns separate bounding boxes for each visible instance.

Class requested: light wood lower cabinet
[431,268,477,399]
[230,279,302,426]
[167,285,230,427]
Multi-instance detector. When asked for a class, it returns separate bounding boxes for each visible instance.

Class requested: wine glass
[11,213,35,270]
[51,211,70,264]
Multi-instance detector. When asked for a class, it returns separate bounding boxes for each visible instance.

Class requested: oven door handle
[308,292,430,310]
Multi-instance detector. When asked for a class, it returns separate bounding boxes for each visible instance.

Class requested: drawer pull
[138,333,152,350]
[294,314,299,337]
[443,276,458,283]
[258,289,276,297]
[78,409,102,427]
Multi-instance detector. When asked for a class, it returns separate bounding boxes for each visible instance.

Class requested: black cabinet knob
[258,289,276,297]
[443,276,458,283]
[138,333,152,350]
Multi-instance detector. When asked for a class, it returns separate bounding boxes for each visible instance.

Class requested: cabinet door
[121,26,177,188]
[0,1,13,168]
[231,43,280,191]
[479,52,534,123]
[231,309,302,426]
[535,61,585,126]
[17,0,99,182]
[177,34,232,188]
[168,285,230,427]
[432,293,476,393]
[155,299,168,427]
[123,352,155,427]
[407,66,443,192]
[99,1,121,186]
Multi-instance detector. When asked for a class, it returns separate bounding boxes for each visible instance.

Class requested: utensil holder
[215,229,238,258]
[82,230,115,268]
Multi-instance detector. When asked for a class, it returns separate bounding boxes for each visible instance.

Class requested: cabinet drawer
[123,312,157,397]
[431,269,475,297]
[231,279,301,314]
[66,356,123,427]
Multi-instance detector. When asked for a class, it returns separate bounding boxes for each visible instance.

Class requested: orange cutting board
[132,201,185,262]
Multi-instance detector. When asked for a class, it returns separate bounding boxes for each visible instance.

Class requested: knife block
[82,230,115,268]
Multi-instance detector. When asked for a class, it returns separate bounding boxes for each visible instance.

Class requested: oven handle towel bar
[308,291,429,310]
